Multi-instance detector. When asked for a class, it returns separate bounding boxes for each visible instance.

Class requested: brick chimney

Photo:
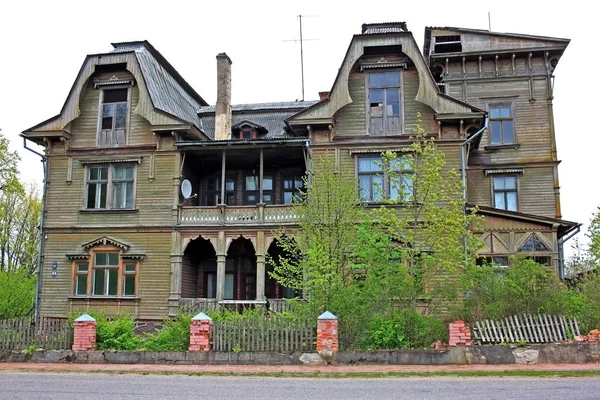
[214,53,232,141]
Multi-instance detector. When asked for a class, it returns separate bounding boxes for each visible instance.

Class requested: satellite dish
[181,179,192,199]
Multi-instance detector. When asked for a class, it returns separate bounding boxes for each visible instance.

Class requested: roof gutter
[558,225,581,280]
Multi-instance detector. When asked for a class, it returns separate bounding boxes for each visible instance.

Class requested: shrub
[0,269,36,319]
[79,312,141,350]
[144,314,192,351]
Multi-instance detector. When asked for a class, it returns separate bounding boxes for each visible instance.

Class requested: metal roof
[111,41,208,130]
[198,101,319,139]
[361,22,408,35]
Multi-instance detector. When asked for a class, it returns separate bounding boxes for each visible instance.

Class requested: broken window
[434,35,462,53]
[519,234,551,252]
[368,71,402,135]
[489,103,515,145]
[492,175,517,211]
[99,88,128,147]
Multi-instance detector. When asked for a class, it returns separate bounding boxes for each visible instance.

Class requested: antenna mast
[488,11,492,31]
[299,15,305,101]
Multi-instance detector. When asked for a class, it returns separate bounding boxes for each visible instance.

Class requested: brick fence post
[72,314,97,351]
[449,320,472,347]
[317,311,338,355]
[189,312,213,352]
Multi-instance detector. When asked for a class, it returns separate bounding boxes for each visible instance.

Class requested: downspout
[459,119,487,261]
[23,137,47,322]
[558,225,581,280]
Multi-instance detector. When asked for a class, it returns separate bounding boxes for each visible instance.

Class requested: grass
[4,368,600,379]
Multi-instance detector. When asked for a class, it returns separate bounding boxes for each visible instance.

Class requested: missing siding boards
[363,45,403,56]
[434,35,462,53]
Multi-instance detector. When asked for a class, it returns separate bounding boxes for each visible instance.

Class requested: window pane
[98,183,107,208]
[263,193,272,203]
[102,104,114,118]
[246,194,257,205]
[76,275,87,296]
[123,275,135,296]
[506,192,517,211]
[113,182,123,208]
[226,194,235,206]
[224,273,234,300]
[359,175,371,201]
[125,264,136,273]
[358,157,382,172]
[370,72,399,88]
[93,269,105,295]
[77,264,88,272]
[108,253,119,265]
[493,177,505,190]
[489,107,500,119]
[263,177,273,191]
[226,179,235,191]
[500,106,511,118]
[284,192,293,204]
[490,121,502,144]
[245,176,257,190]
[502,121,514,143]
[101,117,112,130]
[87,184,97,208]
[115,103,127,128]
[95,253,107,266]
[503,176,516,189]
[283,179,292,190]
[372,175,384,201]
[108,269,118,296]
[295,178,303,188]
[495,193,505,209]
[369,88,384,103]
[99,167,108,180]
[125,182,133,208]
[103,89,128,103]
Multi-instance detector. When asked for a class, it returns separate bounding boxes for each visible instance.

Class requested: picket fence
[471,314,580,344]
[0,316,73,351]
[212,317,315,352]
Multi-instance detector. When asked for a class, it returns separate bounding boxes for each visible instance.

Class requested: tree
[0,129,19,190]
[587,207,600,268]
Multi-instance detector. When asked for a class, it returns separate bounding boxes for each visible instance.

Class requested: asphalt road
[1,372,599,399]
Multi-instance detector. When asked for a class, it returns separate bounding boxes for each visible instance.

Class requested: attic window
[434,35,462,53]
[364,45,403,56]
[240,128,256,140]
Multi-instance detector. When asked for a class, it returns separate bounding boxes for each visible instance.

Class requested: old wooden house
[22,22,578,320]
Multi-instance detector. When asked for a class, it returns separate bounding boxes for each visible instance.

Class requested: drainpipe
[23,137,47,322]
[558,225,581,280]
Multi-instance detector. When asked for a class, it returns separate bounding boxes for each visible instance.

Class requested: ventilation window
[434,35,462,53]
[364,45,403,56]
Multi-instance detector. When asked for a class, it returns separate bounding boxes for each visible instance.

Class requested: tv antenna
[283,15,318,101]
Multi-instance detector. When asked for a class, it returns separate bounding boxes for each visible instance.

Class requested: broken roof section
[23,40,208,140]
[198,101,319,140]
[423,26,570,60]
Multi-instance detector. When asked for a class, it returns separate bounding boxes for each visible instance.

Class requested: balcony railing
[179,204,298,226]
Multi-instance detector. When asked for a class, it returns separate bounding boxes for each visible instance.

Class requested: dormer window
[241,128,254,140]
[368,71,403,135]
[98,87,129,147]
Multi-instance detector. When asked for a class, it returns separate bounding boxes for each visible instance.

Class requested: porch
[177,143,307,227]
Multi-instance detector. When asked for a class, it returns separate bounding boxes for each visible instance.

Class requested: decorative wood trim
[82,236,130,251]
[148,154,155,182]
[79,157,142,165]
[66,157,73,184]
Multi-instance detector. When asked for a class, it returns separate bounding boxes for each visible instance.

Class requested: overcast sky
[0,0,594,256]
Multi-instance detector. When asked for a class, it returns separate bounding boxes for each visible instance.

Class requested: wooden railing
[179,298,296,314]
[212,317,315,352]
[471,314,580,344]
[0,316,73,351]
[179,204,298,226]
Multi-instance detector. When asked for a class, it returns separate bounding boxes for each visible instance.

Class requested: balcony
[179,204,298,226]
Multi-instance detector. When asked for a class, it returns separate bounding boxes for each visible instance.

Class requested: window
[74,263,89,296]
[489,103,515,145]
[519,234,551,252]
[240,128,254,140]
[85,164,136,210]
[357,154,413,202]
[492,175,517,211]
[205,176,236,206]
[123,263,137,296]
[282,175,304,205]
[93,252,119,296]
[476,256,509,268]
[433,35,462,53]
[368,71,402,135]
[72,251,140,297]
[98,88,128,147]
[244,175,273,205]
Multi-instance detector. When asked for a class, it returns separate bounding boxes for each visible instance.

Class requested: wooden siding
[467,166,557,218]
[70,82,154,148]
[334,73,366,136]
[40,231,172,319]
[181,253,197,298]
[44,152,177,229]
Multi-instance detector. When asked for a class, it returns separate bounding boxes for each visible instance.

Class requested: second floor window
[86,164,135,210]
[492,175,517,211]
[98,88,128,147]
[244,175,273,205]
[358,154,413,202]
[368,71,402,135]
[489,103,515,145]
[283,175,304,205]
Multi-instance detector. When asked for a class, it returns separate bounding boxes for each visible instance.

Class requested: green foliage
[24,343,38,356]
[143,314,192,351]
[84,311,142,351]
[0,269,36,319]
[588,208,600,268]
[361,312,447,350]
[207,307,267,321]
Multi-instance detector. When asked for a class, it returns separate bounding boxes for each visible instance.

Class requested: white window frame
[84,163,137,210]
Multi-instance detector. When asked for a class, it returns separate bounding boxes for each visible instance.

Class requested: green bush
[360,311,447,350]
[81,312,141,350]
[144,314,192,351]
[0,269,36,319]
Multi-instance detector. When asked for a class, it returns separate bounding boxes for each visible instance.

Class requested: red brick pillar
[72,314,97,351]
[449,320,472,347]
[317,311,338,352]
[189,312,213,352]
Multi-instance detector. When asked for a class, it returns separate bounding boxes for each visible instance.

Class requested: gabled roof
[23,40,208,137]
[198,101,318,140]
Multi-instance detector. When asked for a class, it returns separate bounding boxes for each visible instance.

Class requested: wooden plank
[511,315,522,342]
[549,315,560,342]
[574,318,581,337]
[532,314,544,343]
[522,314,533,343]
[476,321,486,343]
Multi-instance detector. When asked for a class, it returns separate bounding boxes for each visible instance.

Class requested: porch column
[220,150,226,204]
[259,148,264,204]
[216,253,226,302]
[256,254,265,301]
